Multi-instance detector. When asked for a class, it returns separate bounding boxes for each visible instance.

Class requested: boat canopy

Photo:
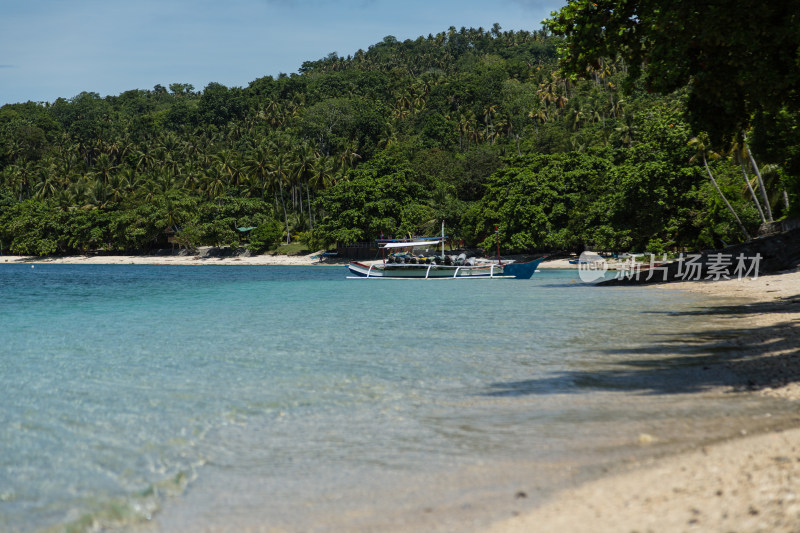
[381,240,443,249]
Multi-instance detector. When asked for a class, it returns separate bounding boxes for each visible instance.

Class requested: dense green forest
[1,23,797,257]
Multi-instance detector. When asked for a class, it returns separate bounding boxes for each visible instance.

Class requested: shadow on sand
[484,297,800,398]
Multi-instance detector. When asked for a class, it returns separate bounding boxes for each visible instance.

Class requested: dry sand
[489,267,800,533]
[0,249,346,266]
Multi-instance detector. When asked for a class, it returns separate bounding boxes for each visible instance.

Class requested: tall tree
[545,0,800,141]
[689,134,751,240]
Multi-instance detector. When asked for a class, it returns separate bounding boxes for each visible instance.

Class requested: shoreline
[0,250,348,267]
[490,267,800,533]
[0,253,577,268]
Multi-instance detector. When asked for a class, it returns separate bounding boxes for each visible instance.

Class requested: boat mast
[441,221,445,259]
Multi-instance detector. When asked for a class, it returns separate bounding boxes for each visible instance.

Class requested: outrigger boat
[346,225,545,279]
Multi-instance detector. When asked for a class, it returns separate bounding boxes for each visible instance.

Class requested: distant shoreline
[0,251,347,267]
[0,253,580,268]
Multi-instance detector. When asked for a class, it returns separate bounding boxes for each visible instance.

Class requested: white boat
[346,238,544,280]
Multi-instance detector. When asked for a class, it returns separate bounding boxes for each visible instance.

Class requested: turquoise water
[0,265,791,532]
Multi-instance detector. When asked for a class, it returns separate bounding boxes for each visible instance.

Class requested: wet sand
[489,267,800,533]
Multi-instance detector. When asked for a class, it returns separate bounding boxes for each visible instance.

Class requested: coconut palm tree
[293,144,317,228]
[729,137,766,224]
[245,145,272,201]
[483,104,498,142]
[205,166,227,200]
[741,133,773,222]
[215,150,241,189]
[33,165,59,199]
[120,167,144,198]
[270,153,292,243]
[689,134,751,240]
[309,156,335,191]
[93,153,117,186]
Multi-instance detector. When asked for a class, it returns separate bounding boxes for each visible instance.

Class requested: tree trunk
[278,181,290,244]
[739,157,766,224]
[306,180,314,231]
[297,182,304,218]
[704,155,751,241]
[744,141,773,222]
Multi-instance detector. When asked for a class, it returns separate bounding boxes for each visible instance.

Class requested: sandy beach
[489,267,800,533]
[0,249,347,267]
[2,252,570,268]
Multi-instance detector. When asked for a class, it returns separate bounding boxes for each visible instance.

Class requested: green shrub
[247,220,283,253]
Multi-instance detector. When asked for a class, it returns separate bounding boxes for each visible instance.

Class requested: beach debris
[637,433,657,445]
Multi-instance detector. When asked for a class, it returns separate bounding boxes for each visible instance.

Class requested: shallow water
[0,265,792,532]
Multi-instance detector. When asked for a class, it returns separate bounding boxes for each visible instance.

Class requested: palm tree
[456,113,471,151]
[729,137,766,224]
[93,153,117,186]
[106,174,125,204]
[120,167,144,198]
[337,143,362,172]
[689,134,751,241]
[7,161,34,200]
[134,149,156,173]
[741,133,773,222]
[215,150,241,189]
[309,156,335,191]
[293,144,317,229]
[270,153,292,243]
[204,167,227,200]
[87,179,108,209]
[567,105,587,131]
[33,165,59,200]
[245,145,272,200]
[483,104,498,142]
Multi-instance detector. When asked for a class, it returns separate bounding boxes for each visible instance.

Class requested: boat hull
[347,257,544,279]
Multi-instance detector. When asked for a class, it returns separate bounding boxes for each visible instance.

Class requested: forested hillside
[0,25,796,256]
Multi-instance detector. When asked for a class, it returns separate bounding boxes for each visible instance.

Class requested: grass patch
[270,242,311,256]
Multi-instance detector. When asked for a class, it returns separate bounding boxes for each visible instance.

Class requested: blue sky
[0,0,567,106]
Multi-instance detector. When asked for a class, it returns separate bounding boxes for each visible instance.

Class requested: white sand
[0,249,345,266]
[536,258,577,269]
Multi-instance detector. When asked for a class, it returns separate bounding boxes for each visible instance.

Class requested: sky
[0,0,567,107]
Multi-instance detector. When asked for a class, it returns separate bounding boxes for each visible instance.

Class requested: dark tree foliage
[545,0,800,143]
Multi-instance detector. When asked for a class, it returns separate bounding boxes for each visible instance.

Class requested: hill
[0,26,796,256]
